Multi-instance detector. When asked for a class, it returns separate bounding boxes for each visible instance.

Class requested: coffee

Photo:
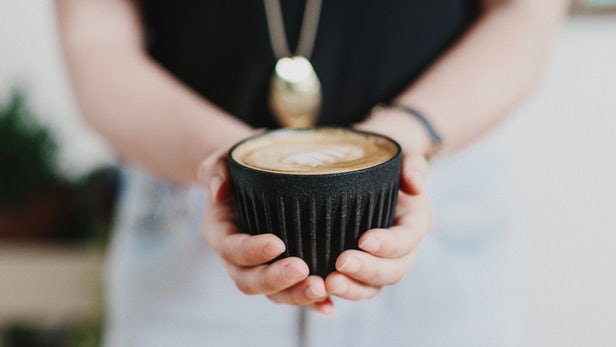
[230,128,398,175]
[228,128,402,277]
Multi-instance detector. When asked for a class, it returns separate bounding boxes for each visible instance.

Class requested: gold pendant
[269,56,322,128]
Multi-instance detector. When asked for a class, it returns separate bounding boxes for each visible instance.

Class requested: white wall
[495,14,616,346]
[1,2,615,345]
[0,0,114,179]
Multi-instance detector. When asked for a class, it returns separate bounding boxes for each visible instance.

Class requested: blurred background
[1,1,615,346]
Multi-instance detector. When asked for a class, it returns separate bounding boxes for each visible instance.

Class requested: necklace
[264,0,323,128]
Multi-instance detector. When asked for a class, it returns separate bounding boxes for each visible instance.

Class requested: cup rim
[227,127,402,178]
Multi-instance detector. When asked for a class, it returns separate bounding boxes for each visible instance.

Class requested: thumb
[197,129,265,202]
[198,147,231,202]
[401,152,429,196]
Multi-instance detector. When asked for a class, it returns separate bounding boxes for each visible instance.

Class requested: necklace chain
[264,0,323,128]
[263,0,323,59]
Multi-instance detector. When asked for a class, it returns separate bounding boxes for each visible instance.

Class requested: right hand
[199,148,335,316]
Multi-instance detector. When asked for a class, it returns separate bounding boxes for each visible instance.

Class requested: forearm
[386,0,570,154]
[56,0,252,184]
[64,48,251,184]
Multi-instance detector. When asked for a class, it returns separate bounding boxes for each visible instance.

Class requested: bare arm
[359,0,571,156]
[56,0,571,314]
[56,0,327,313]
[340,0,571,301]
[55,0,253,184]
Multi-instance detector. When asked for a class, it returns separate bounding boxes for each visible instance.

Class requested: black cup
[227,128,402,277]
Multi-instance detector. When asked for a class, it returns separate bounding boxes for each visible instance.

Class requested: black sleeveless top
[141,1,478,128]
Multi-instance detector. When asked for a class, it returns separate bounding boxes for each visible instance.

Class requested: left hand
[324,107,436,300]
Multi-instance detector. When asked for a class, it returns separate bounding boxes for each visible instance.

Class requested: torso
[141,0,478,128]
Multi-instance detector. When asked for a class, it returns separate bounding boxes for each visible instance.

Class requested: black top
[141,0,478,128]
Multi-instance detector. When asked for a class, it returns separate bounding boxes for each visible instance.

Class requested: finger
[215,233,285,266]
[325,272,381,301]
[266,276,328,306]
[393,194,435,234]
[359,196,434,258]
[309,297,335,316]
[228,257,309,295]
[202,197,286,266]
[198,147,231,202]
[358,225,422,259]
[335,250,416,287]
[202,195,237,232]
[401,152,429,195]
[198,128,267,200]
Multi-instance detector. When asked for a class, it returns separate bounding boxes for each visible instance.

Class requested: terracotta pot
[0,186,71,239]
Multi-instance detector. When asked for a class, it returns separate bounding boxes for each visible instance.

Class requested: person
[56,0,569,346]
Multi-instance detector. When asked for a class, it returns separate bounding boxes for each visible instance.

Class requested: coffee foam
[231,128,399,174]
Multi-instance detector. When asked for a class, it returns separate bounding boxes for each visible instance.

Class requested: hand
[199,147,335,316]
[324,155,434,300]
[324,109,436,300]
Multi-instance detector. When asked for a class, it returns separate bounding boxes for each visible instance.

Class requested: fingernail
[319,304,335,317]
[306,285,326,299]
[359,236,380,253]
[338,255,360,273]
[263,241,283,258]
[329,278,347,294]
[283,263,306,281]
[209,175,223,198]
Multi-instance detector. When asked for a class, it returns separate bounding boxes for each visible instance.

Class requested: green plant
[1,319,103,347]
[0,90,62,211]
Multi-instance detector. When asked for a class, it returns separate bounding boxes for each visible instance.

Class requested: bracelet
[372,102,443,158]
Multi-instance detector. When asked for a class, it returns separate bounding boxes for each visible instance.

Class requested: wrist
[355,106,437,159]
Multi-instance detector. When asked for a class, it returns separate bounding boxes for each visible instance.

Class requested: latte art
[280,145,363,167]
[231,128,399,175]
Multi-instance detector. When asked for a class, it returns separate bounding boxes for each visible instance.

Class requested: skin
[56,0,570,316]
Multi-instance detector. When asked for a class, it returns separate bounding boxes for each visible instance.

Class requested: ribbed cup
[228,128,401,277]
